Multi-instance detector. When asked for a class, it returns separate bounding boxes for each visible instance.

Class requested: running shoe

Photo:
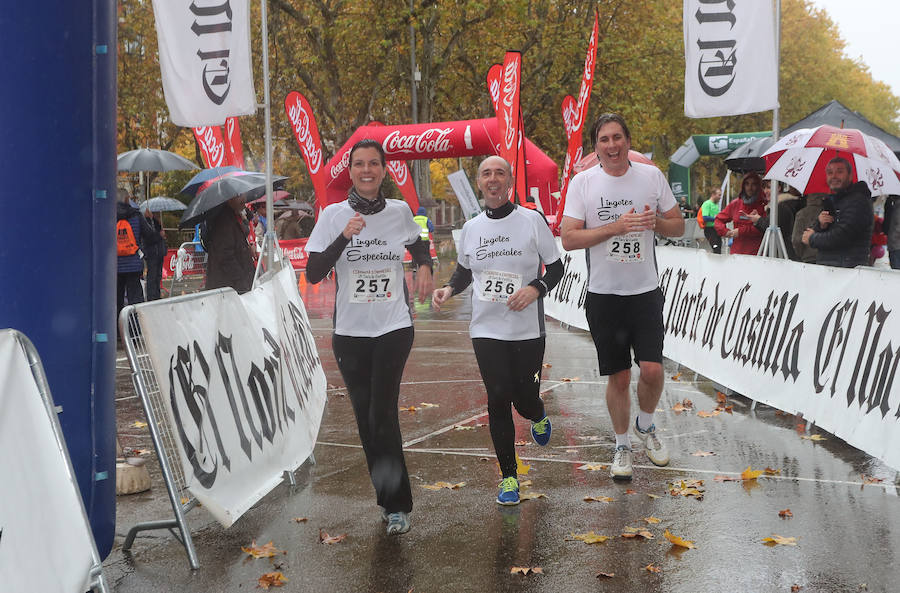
[385,511,410,535]
[531,416,552,446]
[496,476,520,505]
[610,445,633,480]
[632,418,670,466]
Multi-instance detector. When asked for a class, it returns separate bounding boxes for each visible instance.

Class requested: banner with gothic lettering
[284,91,328,214]
[192,126,228,168]
[683,0,777,118]
[134,265,327,526]
[544,244,900,470]
[152,0,256,126]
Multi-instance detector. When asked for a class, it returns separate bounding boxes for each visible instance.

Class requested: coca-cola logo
[384,128,453,155]
[287,96,322,174]
[386,160,409,186]
[281,247,307,260]
[330,150,351,180]
[169,253,195,271]
[194,126,225,167]
[561,96,578,137]
[501,59,519,151]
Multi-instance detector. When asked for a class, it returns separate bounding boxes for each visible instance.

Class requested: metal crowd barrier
[168,241,208,297]
[11,330,110,592]
[119,304,201,570]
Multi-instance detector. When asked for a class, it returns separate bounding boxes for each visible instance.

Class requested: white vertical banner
[684,0,777,118]
[447,170,482,220]
[152,0,257,127]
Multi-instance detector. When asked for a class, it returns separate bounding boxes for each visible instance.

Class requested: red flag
[498,51,523,203]
[557,12,599,223]
[370,121,420,213]
[284,91,328,215]
[224,117,245,169]
[192,126,228,168]
[486,63,502,116]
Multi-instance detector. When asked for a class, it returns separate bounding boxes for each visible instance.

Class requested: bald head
[477,156,513,209]
[478,155,512,177]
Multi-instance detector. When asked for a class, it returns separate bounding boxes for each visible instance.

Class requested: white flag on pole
[152,0,256,127]
[683,0,777,118]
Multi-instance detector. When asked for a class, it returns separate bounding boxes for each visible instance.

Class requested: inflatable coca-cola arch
[323,119,560,215]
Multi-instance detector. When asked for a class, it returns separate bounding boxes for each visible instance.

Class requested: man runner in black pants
[433,155,563,505]
[560,113,684,480]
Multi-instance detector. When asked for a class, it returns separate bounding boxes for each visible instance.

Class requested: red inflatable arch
[324,118,560,215]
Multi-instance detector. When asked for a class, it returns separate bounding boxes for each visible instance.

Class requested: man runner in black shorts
[560,113,684,479]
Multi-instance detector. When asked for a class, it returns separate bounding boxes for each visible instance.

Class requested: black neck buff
[486,200,515,219]
[348,187,386,215]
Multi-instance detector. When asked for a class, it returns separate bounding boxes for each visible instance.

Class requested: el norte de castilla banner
[544,244,900,471]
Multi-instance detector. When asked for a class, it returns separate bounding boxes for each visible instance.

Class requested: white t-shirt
[306,200,422,337]
[457,206,560,340]
[563,162,677,295]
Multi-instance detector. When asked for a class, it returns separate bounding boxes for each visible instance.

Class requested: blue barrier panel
[0,1,117,556]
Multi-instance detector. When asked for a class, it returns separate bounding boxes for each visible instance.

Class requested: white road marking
[402,411,489,447]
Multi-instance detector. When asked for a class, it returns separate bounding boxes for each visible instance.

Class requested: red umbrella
[248,190,291,204]
[763,125,900,196]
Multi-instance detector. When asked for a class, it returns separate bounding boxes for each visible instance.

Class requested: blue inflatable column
[0,2,117,556]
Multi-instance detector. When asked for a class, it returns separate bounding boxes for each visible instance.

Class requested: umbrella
[573,150,656,173]
[179,171,288,227]
[248,190,291,205]
[274,199,314,213]
[117,148,198,172]
[763,125,900,196]
[141,196,187,212]
[180,166,242,197]
[724,136,775,173]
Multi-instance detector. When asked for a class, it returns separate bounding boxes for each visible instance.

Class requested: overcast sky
[807,0,900,98]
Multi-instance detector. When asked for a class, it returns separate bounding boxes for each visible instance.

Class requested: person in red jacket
[714,172,767,255]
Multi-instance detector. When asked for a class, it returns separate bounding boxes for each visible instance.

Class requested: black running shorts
[584,287,665,375]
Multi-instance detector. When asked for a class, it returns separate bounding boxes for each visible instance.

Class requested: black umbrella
[724,137,776,173]
[117,148,198,172]
[180,166,242,196]
[179,171,287,228]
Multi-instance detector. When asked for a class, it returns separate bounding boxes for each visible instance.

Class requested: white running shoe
[632,419,670,466]
[610,445,633,480]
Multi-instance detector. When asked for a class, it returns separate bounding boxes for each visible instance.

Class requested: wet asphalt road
[106,266,900,593]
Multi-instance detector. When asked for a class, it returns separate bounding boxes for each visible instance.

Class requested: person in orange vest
[116,188,156,321]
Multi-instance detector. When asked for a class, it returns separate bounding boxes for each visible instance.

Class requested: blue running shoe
[496,476,520,505]
[531,416,552,446]
[385,512,410,535]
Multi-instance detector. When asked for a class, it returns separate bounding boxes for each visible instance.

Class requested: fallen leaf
[643,517,661,524]
[722,405,734,414]
[714,475,742,482]
[621,529,654,540]
[569,531,610,544]
[242,541,284,559]
[764,467,782,476]
[624,489,637,495]
[595,571,615,579]
[716,391,727,403]
[664,529,696,549]
[419,402,439,408]
[778,509,793,519]
[645,563,661,573]
[668,480,705,500]
[860,475,884,485]
[693,450,717,457]
[801,434,826,441]
[318,529,347,545]
[560,377,580,382]
[565,449,578,454]
[577,464,607,471]
[741,466,764,481]
[697,410,720,418]
[671,372,682,381]
[399,406,418,412]
[791,585,802,592]
[510,566,543,575]
[516,453,530,476]
[775,410,787,416]
[519,491,547,501]
[454,425,475,431]
[291,517,308,523]
[681,398,694,409]
[257,572,288,589]
[515,440,529,446]
[542,363,552,368]
[583,495,614,503]
[647,493,660,499]
[131,421,148,429]
[672,402,689,414]
[519,479,533,487]
[762,534,798,546]
[421,481,466,490]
